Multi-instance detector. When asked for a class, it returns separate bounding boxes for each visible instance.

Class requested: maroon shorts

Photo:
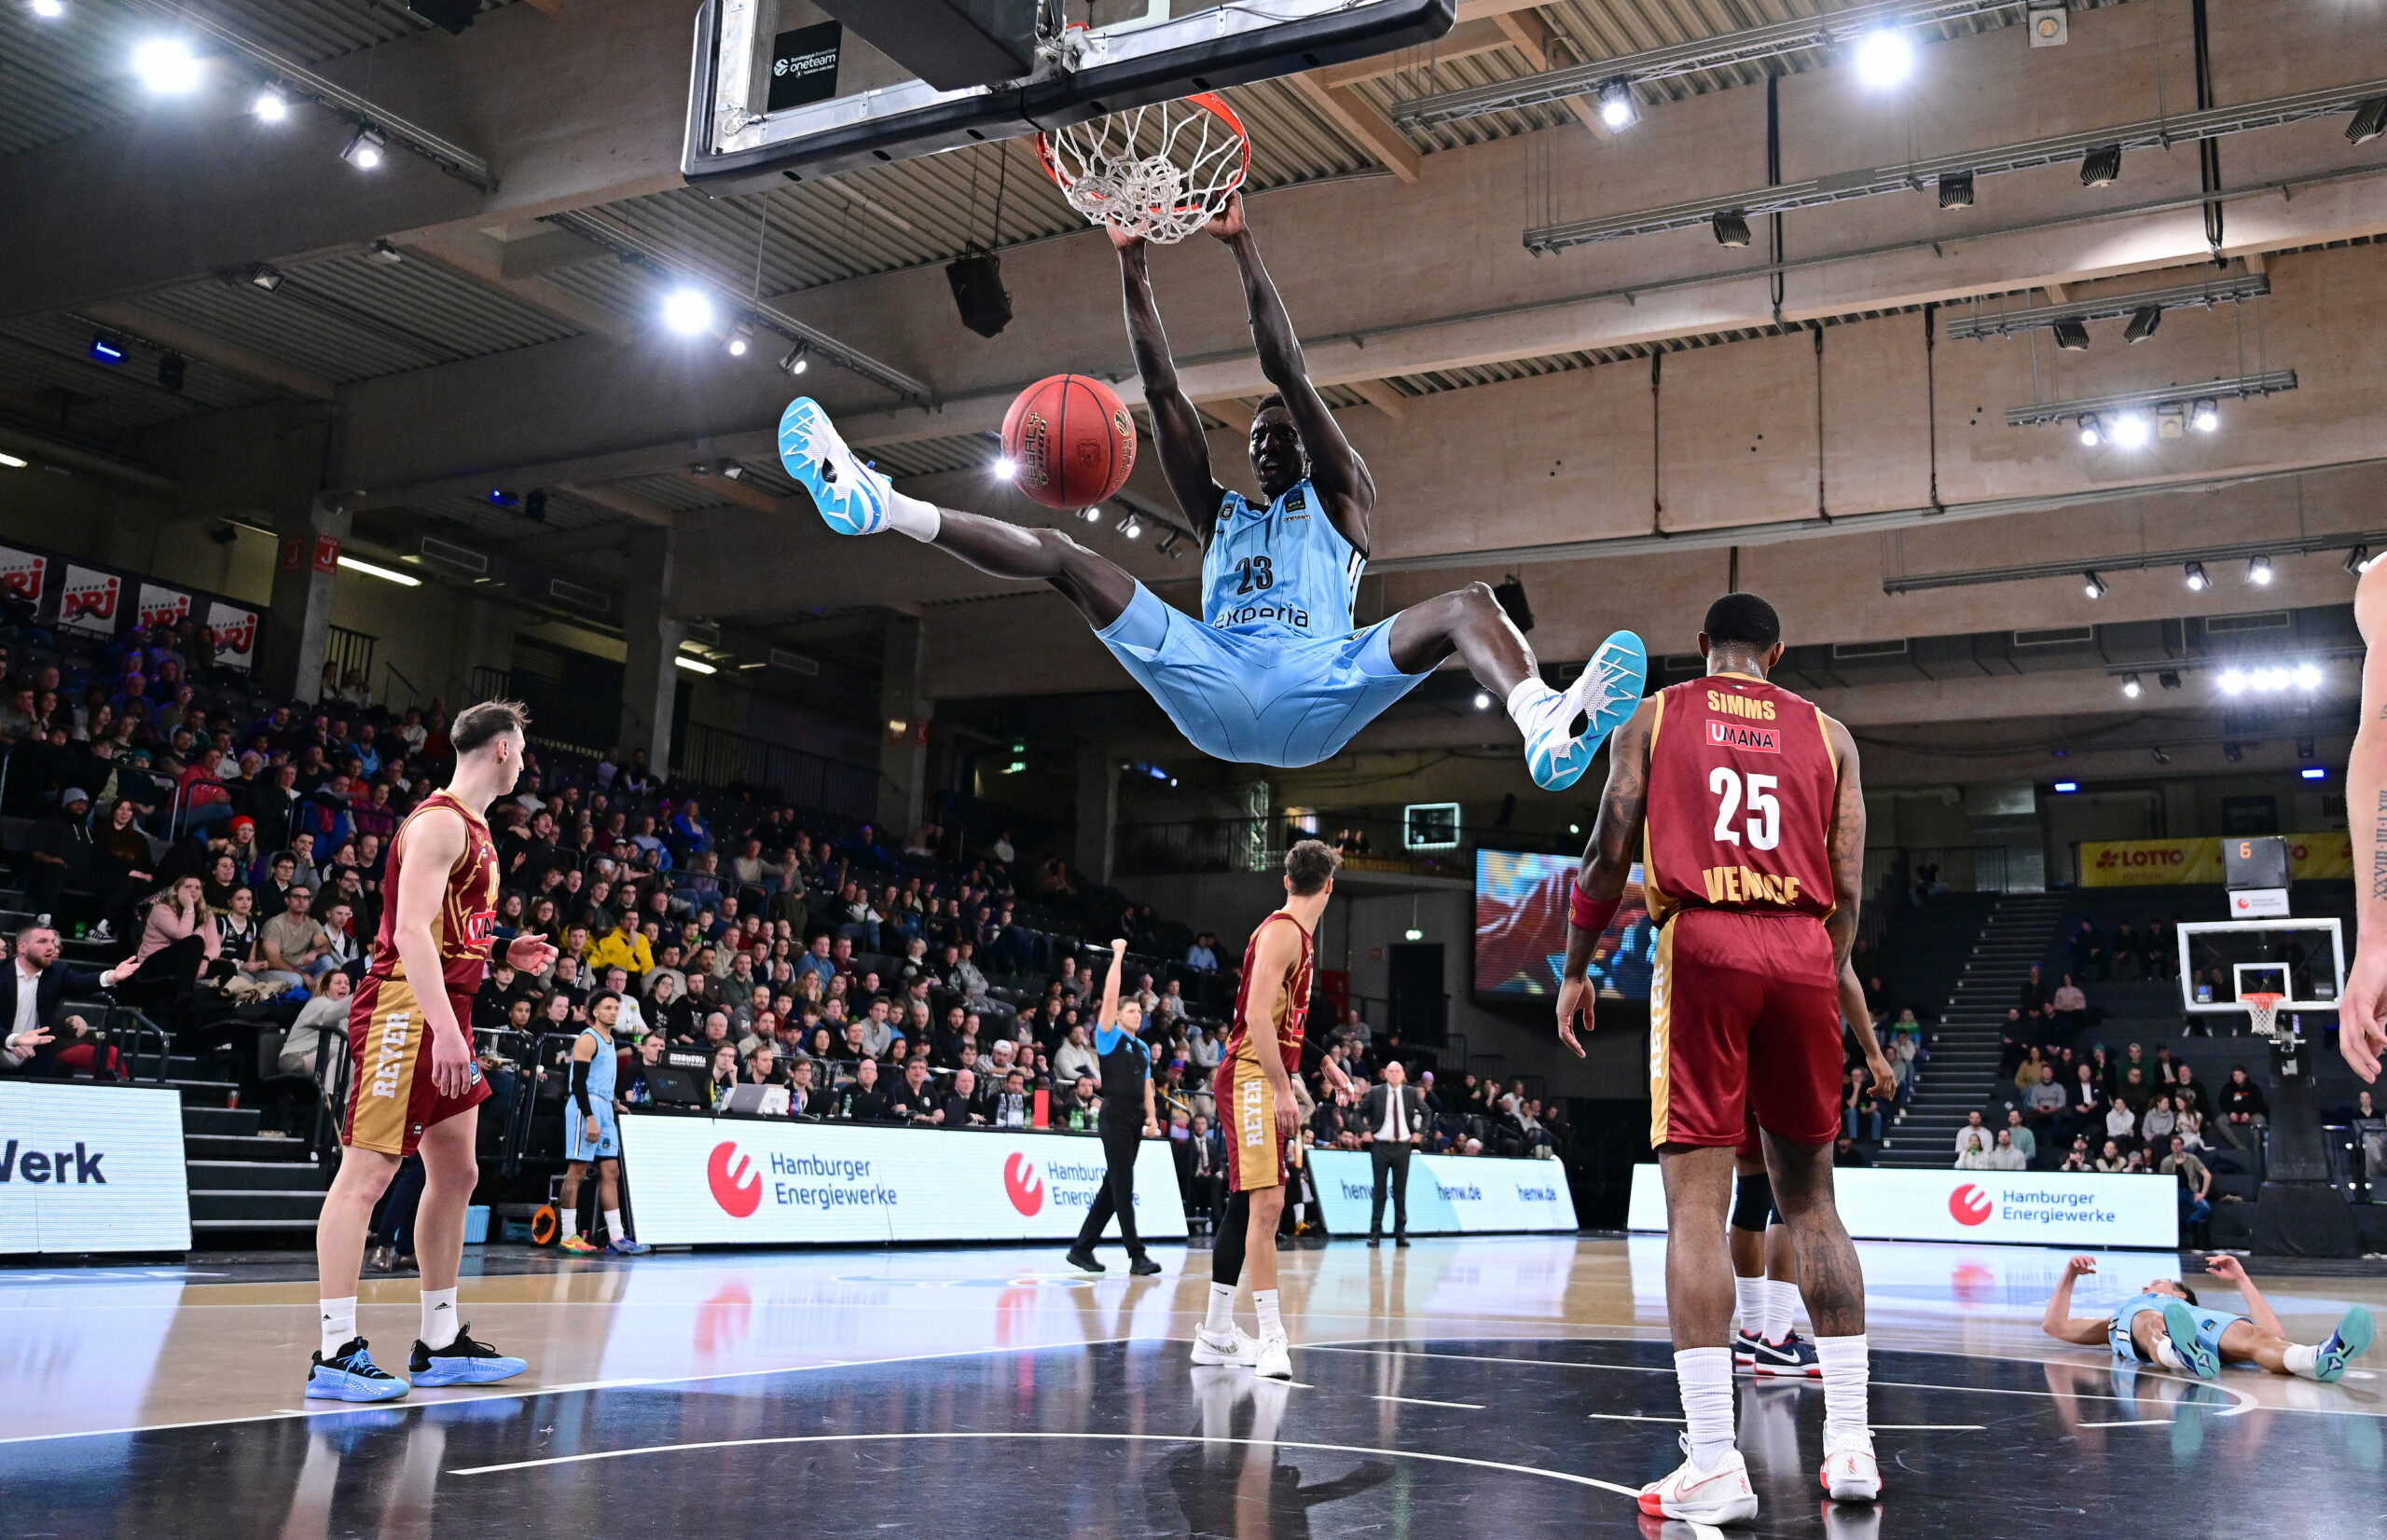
[341,973,489,1157]
[1649,909,1841,1150]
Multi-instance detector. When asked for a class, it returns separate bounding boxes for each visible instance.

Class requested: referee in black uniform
[1068,939,1164,1275]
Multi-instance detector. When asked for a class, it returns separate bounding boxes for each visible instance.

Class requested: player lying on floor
[2039,1253,2373,1382]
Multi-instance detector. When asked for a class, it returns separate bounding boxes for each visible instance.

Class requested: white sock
[319,1297,357,1359]
[2284,1343,2320,1379]
[1814,1334,1870,1445]
[1254,1287,1284,1341]
[2150,1336,2184,1371]
[1205,1281,1237,1336]
[886,489,941,543]
[603,1209,626,1244]
[420,1286,460,1350]
[1505,676,1562,736]
[1765,1278,1803,1341]
[1675,1347,1737,1468]
[1733,1276,1765,1336]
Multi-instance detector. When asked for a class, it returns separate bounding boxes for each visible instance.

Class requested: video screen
[1474,849,1654,1001]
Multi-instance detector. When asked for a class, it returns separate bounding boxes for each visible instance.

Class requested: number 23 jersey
[1202,478,1364,639]
[1641,674,1839,929]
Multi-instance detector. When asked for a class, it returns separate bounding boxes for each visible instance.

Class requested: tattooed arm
[2344,565,2387,1081]
[1555,701,1654,1056]
[1825,715,1896,1100]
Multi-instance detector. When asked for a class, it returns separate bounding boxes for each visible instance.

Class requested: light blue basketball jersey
[2109,1291,2238,1363]
[580,1024,617,1102]
[1200,479,1365,639]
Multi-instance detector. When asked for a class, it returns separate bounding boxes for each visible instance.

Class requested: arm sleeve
[571,1055,593,1120]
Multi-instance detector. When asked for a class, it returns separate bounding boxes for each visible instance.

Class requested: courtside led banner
[1627,1165,2177,1249]
[2079,832,2351,887]
[0,1083,192,1254]
[618,1116,1189,1246]
[1309,1149,1576,1235]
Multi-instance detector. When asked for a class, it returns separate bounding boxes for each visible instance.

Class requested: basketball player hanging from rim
[779,188,1647,787]
[1553,593,1897,1525]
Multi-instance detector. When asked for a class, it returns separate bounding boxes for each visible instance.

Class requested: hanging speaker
[1492,575,1535,634]
[946,250,1013,339]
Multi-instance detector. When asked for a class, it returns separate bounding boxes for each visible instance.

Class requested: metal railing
[677,722,877,823]
[324,625,377,696]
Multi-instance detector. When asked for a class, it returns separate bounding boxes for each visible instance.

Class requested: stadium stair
[1871,892,2068,1170]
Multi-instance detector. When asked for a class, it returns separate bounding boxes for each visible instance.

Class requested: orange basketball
[1001,373,1137,511]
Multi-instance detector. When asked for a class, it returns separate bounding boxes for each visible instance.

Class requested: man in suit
[1,925,131,1079]
[1360,1060,1428,1246]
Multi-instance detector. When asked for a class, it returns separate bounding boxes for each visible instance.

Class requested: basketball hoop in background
[2243,991,2285,1041]
[1037,89,1250,244]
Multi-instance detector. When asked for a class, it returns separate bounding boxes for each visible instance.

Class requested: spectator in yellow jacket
[583,914,653,979]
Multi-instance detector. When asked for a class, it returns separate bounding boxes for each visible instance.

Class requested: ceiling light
[367,240,404,265]
[2081,571,2107,599]
[2246,555,2273,585]
[1851,30,1913,89]
[2347,546,2374,575]
[29,0,67,17]
[2051,780,2078,793]
[2190,399,2219,433]
[1404,928,1424,941]
[719,461,744,481]
[88,334,126,365]
[674,654,717,675]
[245,263,284,292]
[724,322,755,358]
[341,126,386,170]
[0,452,28,469]
[1473,691,1494,710]
[2079,144,2122,186]
[1595,77,1638,130]
[2351,96,2387,145]
[2295,662,2323,691]
[2302,765,2328,781]
[1118,514,1144,540]
[992,456,1017,480]
[2157,404,2187,440]
[2159,670,2181,691]
[131,37,205,95]
[2121,672,2142,698]
[251,87,291,123]
[2184,560,2209,591]
[2123,304,2163,344]
[1080,505,1103,524]
[1936,170,1975,209]
[661,287,715,336]
[2052,319,2090,351]
[2108,412,2150,448]
[337,555,421,587]
[2217,667,2247,694]
[2077,415,2103,447]
[778,345,810,376]
[1711,211,1751,248]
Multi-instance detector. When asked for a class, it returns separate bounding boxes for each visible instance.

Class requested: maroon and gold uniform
[341,790,501,1156]
[1214,912,1315,1191]
[1641,675,1843,1150]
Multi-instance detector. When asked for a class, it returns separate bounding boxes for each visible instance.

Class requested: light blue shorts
[1095,584,1430,767]
[565,1102,619,1161]
[2111,1299,2240,1365]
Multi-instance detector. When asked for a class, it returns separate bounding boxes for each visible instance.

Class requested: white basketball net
[1038,95,1250,245]
[2243,991,2284,1040]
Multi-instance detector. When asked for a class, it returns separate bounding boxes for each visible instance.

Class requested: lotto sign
[57,565,121,635]
[205,601,258,670]
[618,1116,1188,1246]
[2081,833,2352,887]
[1307,1150,1576,1235]
[0,544,49,605]
[136,583,191,630]
[0,1083,193,1254]
[1627,1165,2176,1248]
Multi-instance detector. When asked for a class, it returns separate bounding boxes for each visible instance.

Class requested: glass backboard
[2176,918,2346,1016]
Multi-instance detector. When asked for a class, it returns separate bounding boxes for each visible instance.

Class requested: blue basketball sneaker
[2160,1299,2218,1379]
[408,1326,528,1388]
[779,397,891,537]
[307,1339,410,1403]
[1521,629,1649,791]
[606,1236,653,1256]
[2314,1305,2373,1383]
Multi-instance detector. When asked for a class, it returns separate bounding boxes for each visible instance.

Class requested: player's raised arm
[392,806,474,1098]
[1823,715,1894,1097]
[2040,1256,2112,1345]
[1209,194,1375,552]
[2342,562,2387,1081]
[1113,230,1229,544]
[1557,700,1655,1055]
[2205,1254,2288,1340]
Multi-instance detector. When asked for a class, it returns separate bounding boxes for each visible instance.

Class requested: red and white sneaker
[1818,1430,1882,1503]
[1638,1436,1759,1526]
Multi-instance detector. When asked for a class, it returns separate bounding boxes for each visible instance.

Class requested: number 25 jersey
[1201,477,1364,639]
[1641,674,1839,929]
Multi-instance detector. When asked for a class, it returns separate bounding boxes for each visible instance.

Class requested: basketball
[1001,373,1137,511]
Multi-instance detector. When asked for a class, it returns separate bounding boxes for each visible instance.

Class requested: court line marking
[2077,1419,2173,1426]
[1373,1395,1484,1409]
[447,1428,1645,1498]
[1586,1414,1984,1431]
